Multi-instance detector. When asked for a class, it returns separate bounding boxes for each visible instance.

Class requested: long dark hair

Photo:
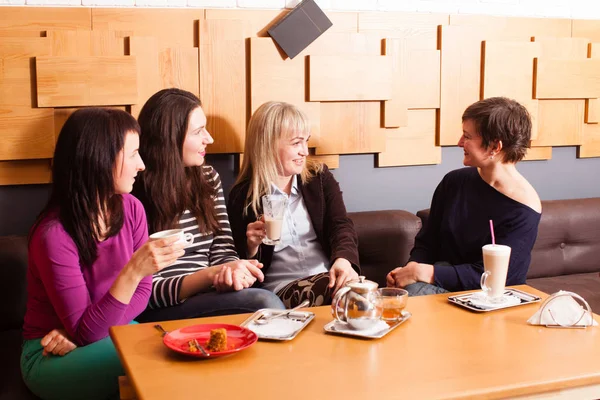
[132,88,219,235]
[31,108,141,267]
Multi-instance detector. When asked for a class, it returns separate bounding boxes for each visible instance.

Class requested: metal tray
[448,288,542,312]
[240,308,315,341]
[323,311,412,339]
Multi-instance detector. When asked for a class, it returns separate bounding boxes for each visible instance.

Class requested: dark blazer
[227,166,360,274]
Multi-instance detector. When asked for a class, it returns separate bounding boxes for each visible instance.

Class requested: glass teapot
[331,276,382,330]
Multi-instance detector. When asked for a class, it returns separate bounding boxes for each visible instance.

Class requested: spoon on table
[254,300,310,325]
[154,324,209,356]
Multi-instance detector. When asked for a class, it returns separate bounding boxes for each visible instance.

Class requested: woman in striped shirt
[132,89,284,322]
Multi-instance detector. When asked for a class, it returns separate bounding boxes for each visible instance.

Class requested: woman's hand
[40,329,77,357]
[126,235,185,280]
[328,258,359,295]
[386,262,434,288]
[246,217,265,258]
[213,259,264,292]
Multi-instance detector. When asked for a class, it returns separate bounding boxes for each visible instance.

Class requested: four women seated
[21,92,542,399]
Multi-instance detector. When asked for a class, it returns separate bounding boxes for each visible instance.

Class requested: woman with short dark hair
[21,108,184,400]
[132,88,284,323]
[387,97,542,295]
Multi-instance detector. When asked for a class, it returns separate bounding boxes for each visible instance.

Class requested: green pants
[20,329,130,400]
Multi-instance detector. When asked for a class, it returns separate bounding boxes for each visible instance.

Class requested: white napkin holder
[527,290,597,329]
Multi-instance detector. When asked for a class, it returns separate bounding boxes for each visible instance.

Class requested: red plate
[162,323,258,358]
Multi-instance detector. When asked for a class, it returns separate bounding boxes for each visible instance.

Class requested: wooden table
[110,285,600,400]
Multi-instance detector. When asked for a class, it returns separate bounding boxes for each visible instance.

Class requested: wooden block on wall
[53,106,128,143]
[308,55,392,101]
[303,32,382,56]
[578,122,600,158]
[249,37,320,146]
[586,43,600,124]
[535,59,600,99]
[533,100,584,147]
[0,107,54,160]
[0,37,50,58]
[199,19,247,154]
[450,15,571,37]
[129,36,160,118]
[48,30,124,57]
[572,20,600,42]
[308,154,339,169]
[377,109,441,167]
[316,101,386,154]
[0,7,91,32]
[36,56,138,107]
[406,49,440,109]
[533,37,589,59]
[482,41,539,139]
[383,38,408,128]
[523,146,552,161]
[0,58,38,107]
[0,159,52,185]
[159,47,199,97]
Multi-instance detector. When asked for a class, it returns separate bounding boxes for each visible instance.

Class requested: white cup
[149,229,194,247]
[480,244,511,302]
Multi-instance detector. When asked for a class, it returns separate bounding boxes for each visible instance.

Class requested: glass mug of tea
[377,288,408,322]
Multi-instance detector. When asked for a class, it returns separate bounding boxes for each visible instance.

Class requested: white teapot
[331,276,382,330]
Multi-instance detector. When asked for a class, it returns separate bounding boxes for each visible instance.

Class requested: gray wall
[2,146,599,236]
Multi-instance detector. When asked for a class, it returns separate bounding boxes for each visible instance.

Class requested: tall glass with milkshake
[261,194,287,245]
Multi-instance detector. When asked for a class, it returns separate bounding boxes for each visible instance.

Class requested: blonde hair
[236,101,323,216]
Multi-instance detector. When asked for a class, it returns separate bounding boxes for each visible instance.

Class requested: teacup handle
[332,286,351,322]
[183,232,194,245]
[480,270,491,296]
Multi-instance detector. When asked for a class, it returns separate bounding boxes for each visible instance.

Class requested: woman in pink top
[21,108,184,400]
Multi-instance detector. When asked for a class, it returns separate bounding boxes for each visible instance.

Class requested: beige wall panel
[92,9,202,49]
[303,32,381,56]
[383,38,408,128]
[317,101,386,154]
[0,159,52,185]
[482,41,539,139]
[0,31,44,38]
[36,56,138,107]
[159,47,199,97]
[535,59,600,99]
[308,155,339,169]
[407,49,440,109]
[524,146,552,161]
[205,9,357,37]
[572,20,600,42]
[0,107,54,160]
[308,55,392,101]
[450,15,571,37]
[377,109,441,167]
[129,37,160,118]
[249,38,320,146]
[0,37,49,58]
[578,122,600,158]
[358,12,448,49]
[533,100,584,147]
[533,37,589,59]
[199,19,247,154]
[0,7,90,32]
[585,98,600,124]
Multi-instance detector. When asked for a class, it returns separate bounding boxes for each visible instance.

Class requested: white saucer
[468,292,521,309]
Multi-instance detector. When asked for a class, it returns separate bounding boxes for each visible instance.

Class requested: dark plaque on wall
[267,0,333,59]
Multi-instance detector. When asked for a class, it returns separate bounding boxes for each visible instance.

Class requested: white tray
[240,308,315,341]
[323,311,412,339]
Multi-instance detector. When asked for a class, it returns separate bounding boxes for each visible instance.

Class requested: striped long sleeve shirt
[148,166,239,309]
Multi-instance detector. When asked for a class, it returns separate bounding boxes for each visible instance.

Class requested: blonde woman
[227,101,360,308]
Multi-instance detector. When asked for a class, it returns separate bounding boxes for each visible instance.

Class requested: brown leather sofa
[417,198,600,312]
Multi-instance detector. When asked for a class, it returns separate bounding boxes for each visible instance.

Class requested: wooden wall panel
[129,36,160,118]
[534,100,584,147]
[572,20,600,42]
[308,155,339,169]
[159,47,199,97]
[524,146,552,161]
[92,9,202,50]
[450,15,571,37]
[249,37,320,146]
[0,107,54,160]
[535,59,600,99]
[48,30,124,57]
[585,43,600,124]
[303,32,381,56]
[317,101,386,155]
[36,56,138,107]
[533,37,589,59]
[0,160,52,185]
[199,19,247,154]
[481,41,539,139]
[0,8,91,32]
[377,109,441,167]
[406,49,440,109]
[383,38,408,128]
[578,123,600,158]
[308,55,392,101]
